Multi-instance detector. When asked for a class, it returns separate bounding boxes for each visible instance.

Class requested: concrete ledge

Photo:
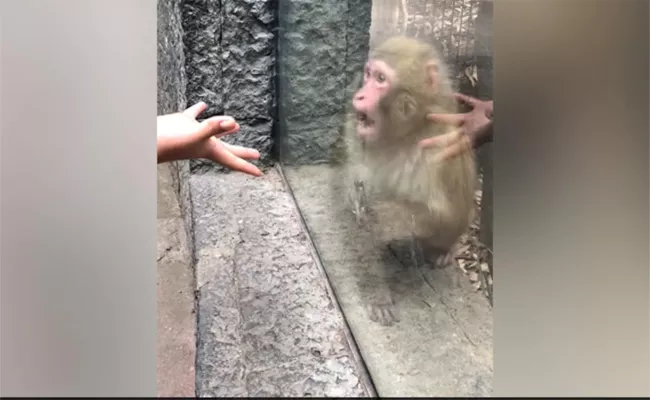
[157,164,197,397]
[191,168,372,397]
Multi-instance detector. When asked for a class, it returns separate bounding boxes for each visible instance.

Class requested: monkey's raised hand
[157,102,262,177]
[419,93,493,162]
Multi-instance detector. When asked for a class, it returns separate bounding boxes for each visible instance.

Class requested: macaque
[338,36,477,324]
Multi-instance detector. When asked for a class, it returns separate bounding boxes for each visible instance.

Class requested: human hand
[157,102,262,177]
[419,93,493,162]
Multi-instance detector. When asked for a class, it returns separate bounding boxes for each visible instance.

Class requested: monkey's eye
[377,73,386,83]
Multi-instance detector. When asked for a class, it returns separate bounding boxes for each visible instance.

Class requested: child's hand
[157,102,262,177]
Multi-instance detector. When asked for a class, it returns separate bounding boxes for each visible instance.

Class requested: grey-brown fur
[333,36,477,326]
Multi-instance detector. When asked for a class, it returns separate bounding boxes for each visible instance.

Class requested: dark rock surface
[191,169,372,397]
[157,2,196,396]
[179,0,372,170]
[276,0,372,165]
[344,0,373,93]
[158,0,187,116]
[158,0,194,262]
[182,0,275,174]
[180,0,223,116]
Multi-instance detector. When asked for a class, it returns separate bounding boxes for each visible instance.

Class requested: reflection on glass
[277,1,493,396]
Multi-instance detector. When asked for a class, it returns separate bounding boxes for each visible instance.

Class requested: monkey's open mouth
[355,111,378,139]
[356,112,375,127]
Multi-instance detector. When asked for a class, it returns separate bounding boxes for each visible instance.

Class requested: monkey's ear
[426,61,438,88]
[398,93,418,120]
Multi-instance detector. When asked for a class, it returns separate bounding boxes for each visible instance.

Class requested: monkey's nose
[354,93,365,101]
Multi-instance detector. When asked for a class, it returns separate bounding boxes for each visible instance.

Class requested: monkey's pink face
[352,60,395,140]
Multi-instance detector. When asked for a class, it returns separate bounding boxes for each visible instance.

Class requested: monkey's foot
[367,301,400,327]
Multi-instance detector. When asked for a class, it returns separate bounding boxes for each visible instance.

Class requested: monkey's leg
[417,211,458,270]
[408,211,463,288]
[419,239,456,270]
[365,248,401,327]
[362,207,401,327]
[357,249,401,327]
[419,240,463,290]
[408,214,428,270]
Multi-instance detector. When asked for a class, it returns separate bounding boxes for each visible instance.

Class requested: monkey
[335,36,477,326]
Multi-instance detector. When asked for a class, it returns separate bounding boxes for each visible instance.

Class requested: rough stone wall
[182,0,276,174]
[158,0,194,262]
[344,0,374,108]
[277,0,372,165]
[158,0,374,246]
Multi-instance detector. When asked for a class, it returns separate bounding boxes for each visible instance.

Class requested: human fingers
[432,134,472,162]
[418,129,462,149]
[223,142,261,160]
[183,102,207,119]
[453,93,479,107]
[427,112,466,126]
[483,100,494,116]
[195,117,239,141]
[209,144,263,177]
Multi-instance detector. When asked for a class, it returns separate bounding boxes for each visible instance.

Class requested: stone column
[276,0,372,165]
[182,0,276,174]
[158,0,194,262]
[157,1,197,396]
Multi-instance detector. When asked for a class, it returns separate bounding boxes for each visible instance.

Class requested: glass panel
[277,1,493,396]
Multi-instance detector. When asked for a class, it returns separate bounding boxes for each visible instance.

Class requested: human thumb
[196,116,238,140]
[217,117,236,131]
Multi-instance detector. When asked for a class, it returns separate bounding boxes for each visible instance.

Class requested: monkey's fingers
[209,144,263,177]
[183,102,207,119]
[427,112,465,126]
[223,142,261,161]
